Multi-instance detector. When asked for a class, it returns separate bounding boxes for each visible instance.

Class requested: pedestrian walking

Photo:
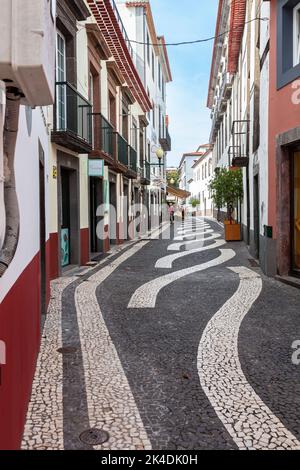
[181,206,185,222]
[168,204,175,224]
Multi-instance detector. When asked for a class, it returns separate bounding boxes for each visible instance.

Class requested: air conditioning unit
[0,0,56,106]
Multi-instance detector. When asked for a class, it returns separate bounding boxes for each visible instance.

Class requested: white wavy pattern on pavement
[174,229,214,241]
[198,267,300,450]
[155,239,226,269]
[176,227,210,235]
[75,242,152,451]
[168,233,222,251]
[128,249,235,309]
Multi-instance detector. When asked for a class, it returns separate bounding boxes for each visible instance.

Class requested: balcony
[143,161,151,184]
[159,127,171,152]
[52,82,93,154]
[129,146,137,173]
[230,120,250,167]
[92,113,115,164]
[117,133,129,167]
[220,72,233,101]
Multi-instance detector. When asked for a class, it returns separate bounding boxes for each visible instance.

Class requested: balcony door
[56,31,66,131]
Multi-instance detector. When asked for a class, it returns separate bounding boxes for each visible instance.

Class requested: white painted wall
[0,106,50,302]
[116,1,170,191]
[258,2,270,235]
[189,151,213,215]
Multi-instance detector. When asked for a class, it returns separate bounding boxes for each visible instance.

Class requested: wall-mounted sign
[53,166,57,179]
[89,159,104,177]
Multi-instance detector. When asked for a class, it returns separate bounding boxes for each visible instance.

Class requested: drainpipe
[0,86,21,277]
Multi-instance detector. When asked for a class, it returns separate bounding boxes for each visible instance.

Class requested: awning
[166,186,191,199]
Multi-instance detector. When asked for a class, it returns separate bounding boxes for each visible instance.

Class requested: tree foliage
[189,197,200,208]
[167,169,180,188]
[209,168,244,220]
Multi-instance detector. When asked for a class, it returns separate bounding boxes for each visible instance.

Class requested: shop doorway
[292,151,300,275]
[253,174,260,260]
[109,180,117,244]
[89,177,103,255]
[60,166,79,269]
[123,183,129,240]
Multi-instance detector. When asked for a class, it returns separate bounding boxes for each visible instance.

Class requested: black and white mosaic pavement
[22,218,300,450]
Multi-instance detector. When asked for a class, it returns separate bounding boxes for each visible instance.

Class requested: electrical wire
[129,17,269,47]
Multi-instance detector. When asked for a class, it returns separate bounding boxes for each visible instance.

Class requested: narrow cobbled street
[22,218,300,451]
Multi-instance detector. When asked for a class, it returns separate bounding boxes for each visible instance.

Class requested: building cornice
[228,0,247,73]
[87,0,152,112]
[207,0,231,109]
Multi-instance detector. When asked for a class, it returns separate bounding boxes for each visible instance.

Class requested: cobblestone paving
[22,277,73,450]
[22,218,300,450]
[75,242,152,450]
[198,267,300,450]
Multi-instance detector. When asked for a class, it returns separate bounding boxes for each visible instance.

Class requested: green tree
[209,168,243,221]
[167,169,180,188]
[189,197,200,208]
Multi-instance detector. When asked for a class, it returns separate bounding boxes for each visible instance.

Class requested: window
[56,31,66,130]
[147,32,150,65]
[277,0,300,88]
[122,99,129,141]
[132,119,138,150]
[158,62,161,90]
[162,77,165,101]
[152,52,155,81]
[152,102,155,128]
[158,106,162,138]
[108,92,116,127]
[294,4,300,66]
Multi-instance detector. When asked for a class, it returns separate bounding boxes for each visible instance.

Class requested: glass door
[293,151,300,274]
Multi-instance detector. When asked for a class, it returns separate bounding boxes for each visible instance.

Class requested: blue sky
[150,0,219,166]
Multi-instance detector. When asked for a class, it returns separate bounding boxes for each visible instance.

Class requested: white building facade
[189,148,213,217]
[208,0,270,272]
[116,0,172,219]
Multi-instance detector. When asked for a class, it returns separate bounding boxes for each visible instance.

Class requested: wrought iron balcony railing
[144,161,151,181]
[53,82,93,153]
[117,133,129,167]
[230,120,250,167]
[129,145,137,173]
[93,113,114,158]
[159,127,171,152]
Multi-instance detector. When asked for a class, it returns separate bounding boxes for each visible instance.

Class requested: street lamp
[149,145,165,225]
[150,145,164,168]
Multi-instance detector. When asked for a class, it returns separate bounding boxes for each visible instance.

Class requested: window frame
[56,31,67,130]
[293,3,300,66]
[277,0,300,89]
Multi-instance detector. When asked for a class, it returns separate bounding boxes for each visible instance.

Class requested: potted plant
[209,168,243,241]
[190,197,200,217]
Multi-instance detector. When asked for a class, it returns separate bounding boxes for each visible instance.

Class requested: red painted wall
[80,228,90,266]
[49,232,59,281]
[0,254,41,450]
[269,1,300,235]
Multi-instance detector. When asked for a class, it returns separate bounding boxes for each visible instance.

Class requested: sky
[150,0,219,166]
